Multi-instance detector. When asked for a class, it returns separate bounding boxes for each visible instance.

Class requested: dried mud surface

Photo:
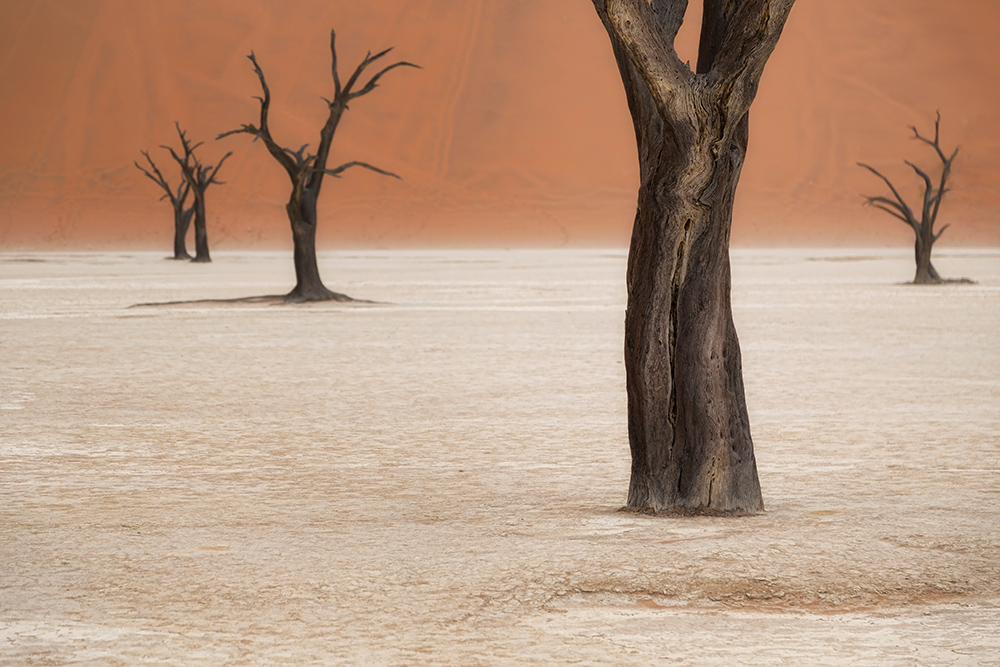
[1,248,998,665]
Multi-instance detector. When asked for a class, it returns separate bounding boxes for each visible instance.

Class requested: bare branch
[203,152,233,188]
[217,124,261,141]
[282,144,315,167]
[348,60,421,100]
[330,29,342,98]
[857,162,916,222]
[865,198,916,228]
[930,145,959,225]
[904,159,936,224]
[134,150,177,202]
[322,160,401,180]
[869,202,908,223]
[341,47,393,97]
[218,52,297,178]
[910,111,949,163]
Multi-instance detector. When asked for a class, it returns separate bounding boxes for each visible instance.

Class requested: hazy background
[1,0,998,249]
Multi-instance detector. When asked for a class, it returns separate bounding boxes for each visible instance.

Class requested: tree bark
[594,0,795,514]
[171,205,194,260]
[191,192,210,263]
[285,193,343,301]
[913,234,941,284]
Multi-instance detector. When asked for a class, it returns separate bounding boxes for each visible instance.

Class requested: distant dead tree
[164,123,231,263]
[134,149,195,260]
[591,0,796,514]
[858,113,965,284]
[218,29,417,302]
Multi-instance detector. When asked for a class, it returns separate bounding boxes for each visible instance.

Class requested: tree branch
[202,152,233,188]
[910,111,948,163]
[341,47,391,97]
[933,223,951,242]
[321,160,401,180]
[134,150,177,203]
[905,159,936,225]
[217,52,297,178]
[348,60,421,101]
[330,29,342,98]
[602,0,694,122]
[707,0,796,151]
[869,202,909,224]
[857,162,917,223]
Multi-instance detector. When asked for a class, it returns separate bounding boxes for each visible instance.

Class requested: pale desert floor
[1,247,998,666]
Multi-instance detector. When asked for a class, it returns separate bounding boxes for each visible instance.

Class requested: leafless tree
[164,123,231,263]
[219,30,417,302]
[858,113,962,284]
[134,150,195,260]
[591,0,796,514]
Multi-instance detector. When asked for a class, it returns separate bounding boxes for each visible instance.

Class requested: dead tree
[218,30,417,302]
[858,113,959,284]
[165,123,231,263]
[134,150,195,259]
[592,0,796,514]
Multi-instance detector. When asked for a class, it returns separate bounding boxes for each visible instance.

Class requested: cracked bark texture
[592,0,796,513]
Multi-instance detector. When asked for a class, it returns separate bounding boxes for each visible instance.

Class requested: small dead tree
[134,150,195,259]
[165,123,231,263]
[859,113,961,284]
[592,0,797,514]
[218,29,417,302]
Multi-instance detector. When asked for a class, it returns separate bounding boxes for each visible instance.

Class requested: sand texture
[2,1,999,247]
[1,248,998,664]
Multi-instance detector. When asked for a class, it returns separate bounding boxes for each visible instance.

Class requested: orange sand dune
[0,0,998,249]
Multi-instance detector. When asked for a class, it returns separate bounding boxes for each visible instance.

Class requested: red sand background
[1,0,998,249]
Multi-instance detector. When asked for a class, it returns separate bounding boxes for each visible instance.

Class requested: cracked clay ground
[2,247,998,665]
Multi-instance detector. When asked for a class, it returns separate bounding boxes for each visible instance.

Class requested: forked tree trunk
[594,0,795,514]
[172,205,193,260]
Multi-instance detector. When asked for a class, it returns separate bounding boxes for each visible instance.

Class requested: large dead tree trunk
[219,30,416,302]
[134,150,194,260]
[859,113,959,284]
[592,0,796,514]
[165,123,231,264]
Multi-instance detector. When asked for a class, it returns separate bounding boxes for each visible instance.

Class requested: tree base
[910,276,976,285]
[619,505,762,518]
[284,285,354,303]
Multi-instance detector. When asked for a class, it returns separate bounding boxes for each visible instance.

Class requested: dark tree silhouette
[134,150,195,259]
[592,0,796,514]
[219,30,417,302]
[164,123,231,263]
[858,113,962,284]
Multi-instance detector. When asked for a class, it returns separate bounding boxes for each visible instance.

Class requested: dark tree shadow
[129,292,379,308]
